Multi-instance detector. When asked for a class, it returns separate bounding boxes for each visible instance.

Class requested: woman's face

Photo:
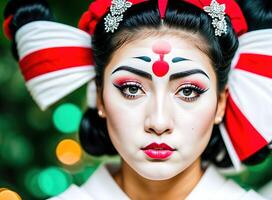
[98,34,226,180]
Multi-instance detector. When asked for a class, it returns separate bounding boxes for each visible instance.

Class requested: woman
[3,0,267,199]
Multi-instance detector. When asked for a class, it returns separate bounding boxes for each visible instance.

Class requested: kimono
[47,163,266,200]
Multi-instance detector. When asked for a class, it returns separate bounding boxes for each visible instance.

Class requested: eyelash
[113,82,207,102]
[176,84,207,102]
[113,82,145,99]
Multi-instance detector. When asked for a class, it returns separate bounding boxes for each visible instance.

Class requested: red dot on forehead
[152,40,172,55]
[152,61,169,77]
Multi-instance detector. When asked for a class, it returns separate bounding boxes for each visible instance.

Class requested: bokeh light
[0,131,33,167]
[56,139,82,165]
[53,103,82,134]
[24,169,45,198]
[0,188,22,200]
[38,167,72,196]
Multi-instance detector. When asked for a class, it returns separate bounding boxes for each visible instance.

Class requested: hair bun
[4,0,53,40]
[79,108,117,156]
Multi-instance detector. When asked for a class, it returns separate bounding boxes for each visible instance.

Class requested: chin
[133,162,188,181]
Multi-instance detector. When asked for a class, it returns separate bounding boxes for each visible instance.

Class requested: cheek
[102,86,144,150]
[175,93,217,154]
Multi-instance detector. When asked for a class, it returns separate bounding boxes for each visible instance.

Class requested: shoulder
[186,165,267,200]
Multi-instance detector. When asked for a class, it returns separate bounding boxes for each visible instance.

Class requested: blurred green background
[0,0,271,199]
[0,1,108,199]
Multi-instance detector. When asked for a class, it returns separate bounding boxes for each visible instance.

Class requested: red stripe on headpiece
[3,15,13,40]
[235,53,272,78]
[19,47,94,81]
[225,95,268,161]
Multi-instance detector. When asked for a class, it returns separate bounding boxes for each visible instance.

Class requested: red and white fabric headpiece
[15,21,96,110]
[220,29,272,170]
[3,0,247,111]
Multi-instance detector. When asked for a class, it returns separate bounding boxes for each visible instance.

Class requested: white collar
[185,165,227,200]
[81,163,130,200]
[82,164,231,200]
[54,163,263,200]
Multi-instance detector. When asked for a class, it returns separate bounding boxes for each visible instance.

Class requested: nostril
[148,127,171,135]
[148,128,155,134]
[144,107,174,135]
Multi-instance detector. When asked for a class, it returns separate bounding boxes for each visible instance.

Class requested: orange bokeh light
[0,189,22,200]
[56,139,82,165]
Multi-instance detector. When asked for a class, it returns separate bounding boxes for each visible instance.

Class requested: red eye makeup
[176,80,208,91]
[113,77,142,86]
[175,80,209,102]
[112,77,146,100]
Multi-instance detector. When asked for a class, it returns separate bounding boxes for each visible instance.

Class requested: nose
[144,94,174,136]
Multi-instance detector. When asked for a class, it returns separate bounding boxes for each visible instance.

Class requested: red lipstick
[141,143,175,160]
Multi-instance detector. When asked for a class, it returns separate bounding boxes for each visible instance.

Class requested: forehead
[106,35,215,77]
[119,36,203,55]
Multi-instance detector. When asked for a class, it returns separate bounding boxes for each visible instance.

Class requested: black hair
[4,0,54,60]
[79,108,117,156]
[237,0,272,31]
[80,0,239,168]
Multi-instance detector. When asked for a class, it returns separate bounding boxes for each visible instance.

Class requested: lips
[141,143,175,151]
[141,143,175,160]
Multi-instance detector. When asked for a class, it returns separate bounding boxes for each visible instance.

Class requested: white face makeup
[99,35,220,180]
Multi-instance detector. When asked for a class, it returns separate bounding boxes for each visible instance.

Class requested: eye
[113,82,145,99]
[176,84,207,102]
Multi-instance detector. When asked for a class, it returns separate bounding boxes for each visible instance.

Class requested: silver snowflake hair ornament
[204,0,227,36]
[104,0,132,33]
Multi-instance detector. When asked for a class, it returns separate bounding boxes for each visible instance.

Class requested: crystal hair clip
[104,0,132,33]
[204,0,227,36]
[104,0,227,36]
